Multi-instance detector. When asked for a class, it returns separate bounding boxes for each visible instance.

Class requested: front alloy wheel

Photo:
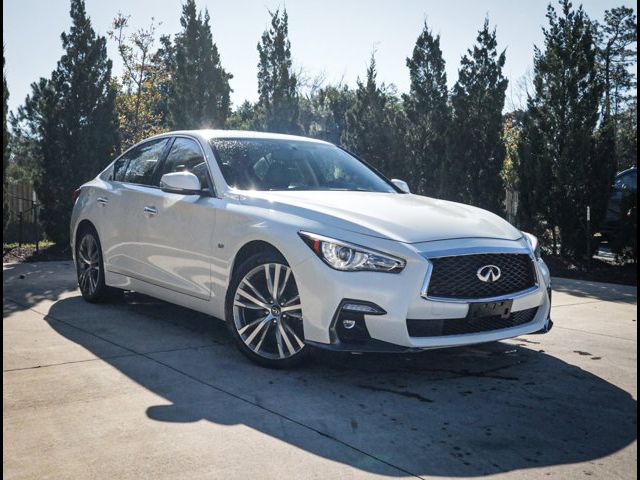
[228,253,307,367]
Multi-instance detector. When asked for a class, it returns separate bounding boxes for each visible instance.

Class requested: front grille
[426,253,536,299]
[407,307,539,337]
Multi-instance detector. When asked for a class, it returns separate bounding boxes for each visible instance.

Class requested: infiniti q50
[70,130,552,367]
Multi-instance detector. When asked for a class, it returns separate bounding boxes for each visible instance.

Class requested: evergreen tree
[170,0,232,129]
[227,100,258,130]
[403,22,450,197]
[616,99,637,170]
[596,6,637,122]
[343,54,403,178]
[150,35,175,129]
[297,84,355,144]
[15,0,119,244]
[449,18,508,213]
[3,44,10,233]
[256,8,300,134]
[519,0,603,257]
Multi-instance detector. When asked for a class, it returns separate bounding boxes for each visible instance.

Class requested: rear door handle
[143,205,158,217]
[97,196,109,206]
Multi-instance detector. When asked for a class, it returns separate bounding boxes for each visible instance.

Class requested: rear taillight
[73,188,82,203]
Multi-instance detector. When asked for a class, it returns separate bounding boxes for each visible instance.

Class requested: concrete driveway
[3,261,637,479]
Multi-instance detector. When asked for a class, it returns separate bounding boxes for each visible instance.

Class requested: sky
[3,0,637,115]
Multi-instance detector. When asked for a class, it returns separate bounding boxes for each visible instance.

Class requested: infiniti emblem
[477,265,501,283]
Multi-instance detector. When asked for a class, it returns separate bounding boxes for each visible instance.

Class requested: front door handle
[143,205,158,217]
[97,196,109,206]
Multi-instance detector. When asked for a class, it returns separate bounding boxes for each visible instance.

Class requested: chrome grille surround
[420,246,540,303]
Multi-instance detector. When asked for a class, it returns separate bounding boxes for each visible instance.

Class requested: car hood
[235,190,522,244]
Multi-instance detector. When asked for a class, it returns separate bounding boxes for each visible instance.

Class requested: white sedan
[70,130,552,367]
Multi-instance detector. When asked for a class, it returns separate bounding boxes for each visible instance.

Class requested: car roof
[152,129,332,145]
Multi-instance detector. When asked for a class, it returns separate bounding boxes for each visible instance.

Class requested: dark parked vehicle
[600,167,637,240]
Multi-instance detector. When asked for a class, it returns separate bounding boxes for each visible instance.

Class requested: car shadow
[3,261,78,317]
[44,293,637,477]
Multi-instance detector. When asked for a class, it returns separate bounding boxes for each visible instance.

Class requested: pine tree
[15,0,119,244]
[170,0,232,129]
[312,85,355,145]
[343,54,403,178]
[616,98,637,169]
[150,35,175,129]
[449,18,508,213]
[519,0,603,257]
[3,44,10,233]
[596,6,637,123]
[256,8,300,134]
[403,22,450,197]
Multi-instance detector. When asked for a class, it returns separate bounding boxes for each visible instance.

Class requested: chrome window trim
[420,247,541,303]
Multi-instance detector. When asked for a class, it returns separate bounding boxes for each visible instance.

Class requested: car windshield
[209,138,397,193]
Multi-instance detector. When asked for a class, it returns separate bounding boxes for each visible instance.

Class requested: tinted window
[210,138,396,193]
[121,138,169,185]
[158,138,212,191]
[615,171,637,192]
[113,152,133,182]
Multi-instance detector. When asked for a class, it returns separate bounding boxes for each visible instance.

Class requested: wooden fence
[4,182,41,244]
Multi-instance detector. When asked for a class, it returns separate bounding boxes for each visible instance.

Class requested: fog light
[342,319,357,329]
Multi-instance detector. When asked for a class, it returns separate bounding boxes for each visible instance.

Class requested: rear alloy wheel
[75,228,120,303]
[227,253,307,368]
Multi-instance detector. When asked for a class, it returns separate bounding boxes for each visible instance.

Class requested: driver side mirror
[391,179,410,193]
[160,172,202,195]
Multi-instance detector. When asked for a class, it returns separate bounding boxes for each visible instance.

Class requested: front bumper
[294,235,552,352]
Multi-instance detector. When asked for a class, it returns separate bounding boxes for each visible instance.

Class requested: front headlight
[522,231,541,259]
[298,231,406,273]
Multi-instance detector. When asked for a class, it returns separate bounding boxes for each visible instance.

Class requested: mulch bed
[3,243,72,264]
[544,255,637,286]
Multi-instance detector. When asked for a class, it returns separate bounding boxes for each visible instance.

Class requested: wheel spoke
[88,269,97,292]
[283,322,305,349]
[281,303,301,313]
[236,288,270,310]
[78,247,92,265]
[245,316,271,345]
[285,311,302,319]
[253,323,271,352]
[264,264,274,299]
[89,239,98,260]
[79,268,89,289]
[234,300,265,310]
[278,267,291,300]
[278,322,295,356]
[272,264,281,302]
[238,315,268,335]
[275,326,285,358]
[283,295,299,307]
[241,278,268,304]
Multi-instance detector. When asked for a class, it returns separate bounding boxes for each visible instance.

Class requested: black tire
[225,250,309,368]
[75,226,123,303]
